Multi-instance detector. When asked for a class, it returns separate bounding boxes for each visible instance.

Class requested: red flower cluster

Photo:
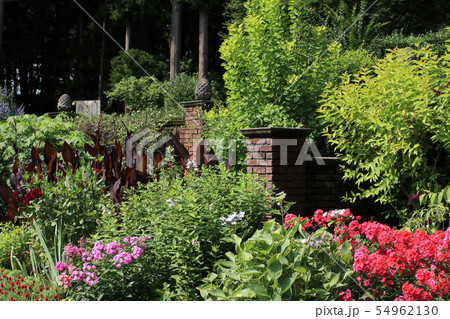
[283,214,313,230]
[283,209,357,230]
[338,289,352,301]
[12,189,43,206]
[0,270,61,301]
[334,216,450,301]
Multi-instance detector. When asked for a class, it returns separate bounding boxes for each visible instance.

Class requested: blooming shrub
[286,209,450,301]
[335,218,450,301]
[99,165,273,300]
[0,86,24,122]
[56,236,150,300]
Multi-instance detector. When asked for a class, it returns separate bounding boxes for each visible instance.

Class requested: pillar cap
[180,101,214,108]
[240,127,313,138]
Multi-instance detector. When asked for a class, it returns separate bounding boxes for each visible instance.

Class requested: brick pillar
[240,127,313,214]
[178,100,213,158]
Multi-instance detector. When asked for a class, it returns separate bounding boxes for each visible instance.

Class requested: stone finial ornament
[401,47,418,62]
[194,78,212,101]
[57,94,72,111]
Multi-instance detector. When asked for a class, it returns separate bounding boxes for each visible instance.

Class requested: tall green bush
[221,0,340,130]
[108,49,168,88]
[319,46,450,214]
[106,76,165,111]
[24,168,107,244]
[204,0,374,166]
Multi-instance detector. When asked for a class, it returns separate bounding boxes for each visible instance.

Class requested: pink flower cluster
[56,236,151,288]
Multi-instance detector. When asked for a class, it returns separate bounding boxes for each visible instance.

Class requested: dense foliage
[97,166,273,300]
[108,49,168,88]
[24,168,107,244]
[204,0,374,164]
[221,0,339,129]
[0,114,87,180]
[201,209,450,301]
[199,217,354,300]
[319,46,450,214]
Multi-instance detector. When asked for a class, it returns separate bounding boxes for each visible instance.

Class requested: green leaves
[219,0,342,131]
[98,165,273,300]
[319,46,450,215]
[198,219,355,300]
[267,256,282,281]
[0,114,87,180]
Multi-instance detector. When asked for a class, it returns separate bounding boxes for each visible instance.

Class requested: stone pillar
[179,100,212,158]
[241,127,313,213]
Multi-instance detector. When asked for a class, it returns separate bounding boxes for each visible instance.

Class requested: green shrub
[0,114,87,180]
[0,224,31,269]
[221,0,340,130]
[332,49,375,78]
[108,48,168,88]
[369,28,450,58]
[97,165,274,300]
[106,72,224,119]
[319,46,450,214]
[162,72,198,110]
[202,103,248,169]
[198,219,354,300]
[204,0,375,166]
[24,168,107,244]
[401,185,450,234]
[106,76,164,111]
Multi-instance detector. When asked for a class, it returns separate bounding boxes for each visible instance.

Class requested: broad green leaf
[246,282,269,298]
[281,273,298,294]
[294,266,307,274]
[267,256,283,281]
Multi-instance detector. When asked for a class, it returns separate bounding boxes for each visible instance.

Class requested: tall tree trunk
[170,0,182,80]
[198,8,208,79]
[125,19,131,51]
[0,0,4,49]
[98,20,106,103]
[77,14,85,91]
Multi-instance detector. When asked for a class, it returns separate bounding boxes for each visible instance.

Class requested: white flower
[220,211,245,226]
[166,199,175,208]
[186,159,199,171]
[191,239,200,246]
[309,238,326,248]
[329,209,346,218]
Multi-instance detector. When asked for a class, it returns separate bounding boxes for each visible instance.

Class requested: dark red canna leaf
[43,139,54,165]
[62,142,75,168]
